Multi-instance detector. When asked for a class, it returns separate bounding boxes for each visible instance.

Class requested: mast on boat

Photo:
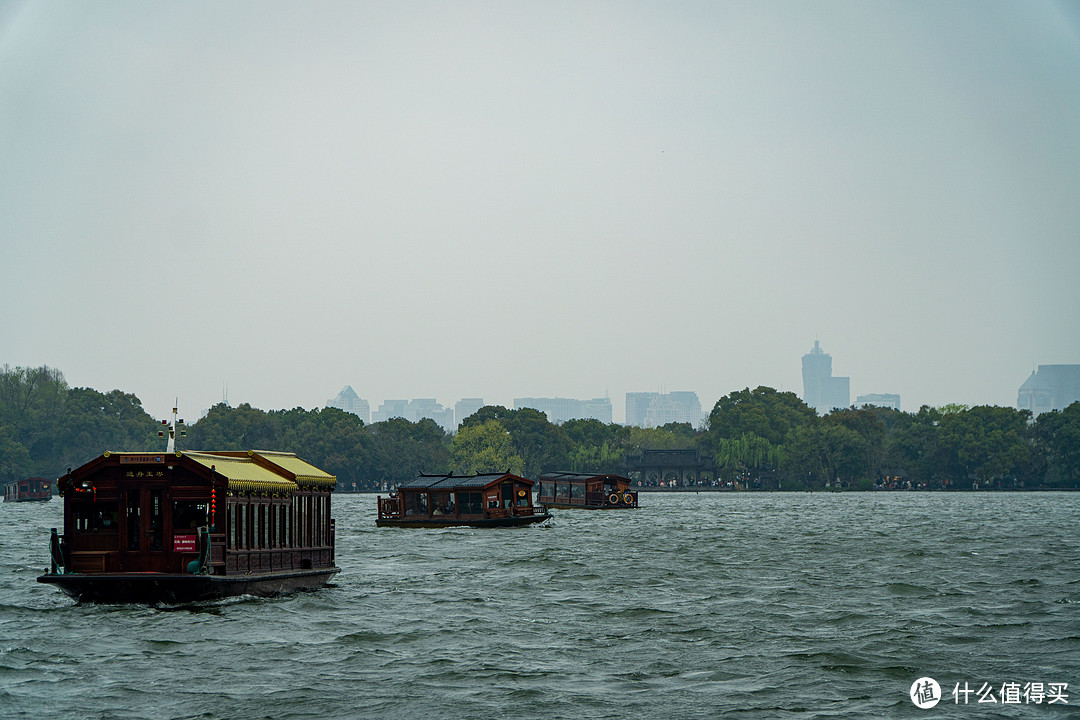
[159,401,185,453]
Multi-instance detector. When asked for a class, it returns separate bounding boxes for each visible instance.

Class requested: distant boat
[38,407,339,604]
[536,471,639,509]
[377,471,551,528]
[3,477,52,502]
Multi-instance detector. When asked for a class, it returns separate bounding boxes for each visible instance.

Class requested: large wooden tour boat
[377,471,550,528]
[536,471,639,509]
[4,477,52,502]
[38,411,339,603]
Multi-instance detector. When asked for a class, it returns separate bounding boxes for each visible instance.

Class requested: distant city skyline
[325,352,1080,428]
[5,4,1076,427]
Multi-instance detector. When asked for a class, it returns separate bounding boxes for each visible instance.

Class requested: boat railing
[484,505,546,519]
[377,496,400,519]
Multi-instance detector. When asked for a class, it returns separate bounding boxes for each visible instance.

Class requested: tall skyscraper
[455,398,485,427]
[1018,365,1080,417]
[625,392,657,427]
[801,341,849,414]
[326,386,370,423]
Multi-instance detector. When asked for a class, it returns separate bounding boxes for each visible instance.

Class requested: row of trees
[2,365,1078,490]
[704,386,1078,490]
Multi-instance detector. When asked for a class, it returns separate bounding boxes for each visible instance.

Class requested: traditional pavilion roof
[247,450,337,488]
[184,451,305,495]
[57,450,335,497]
[397,472,532,491]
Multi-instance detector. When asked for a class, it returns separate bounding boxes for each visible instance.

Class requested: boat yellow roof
[251,450,337,488]
[184,451,302,494]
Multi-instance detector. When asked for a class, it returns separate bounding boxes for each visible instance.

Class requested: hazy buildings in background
[455,398,485,427]
[1017,365,1080,417]
[801,341,850,415]
[513,397,613,425]
[372,398,455,433]
[625,391,703,428]
[855,393,902,411]
[326,386,370,423]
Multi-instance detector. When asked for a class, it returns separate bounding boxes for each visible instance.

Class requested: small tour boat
[377,471,551,528]
[38,410,339,603]
[536,471,639,509]
[4,477,52,502]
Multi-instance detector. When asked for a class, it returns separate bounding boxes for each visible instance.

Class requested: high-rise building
[624,391,703,428]
[1018,365,1080,417]
[455,398,485,427]
[513,397,612,424]
[371,399,409,423]
[326,386,370,423]
[372,398,455,432]
[855,393,901,411]
[802,341,850,414]
[625,392,656,427]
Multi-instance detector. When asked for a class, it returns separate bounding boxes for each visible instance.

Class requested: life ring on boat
[608,493,620,505]
[622,492,634,505]
[517,490,526,497]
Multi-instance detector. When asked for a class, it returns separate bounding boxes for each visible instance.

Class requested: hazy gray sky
[2,1,1078,423]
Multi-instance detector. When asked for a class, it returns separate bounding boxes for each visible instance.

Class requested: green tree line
[1,365,1078,490]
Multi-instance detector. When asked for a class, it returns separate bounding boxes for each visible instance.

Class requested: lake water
[2,492,1078,719]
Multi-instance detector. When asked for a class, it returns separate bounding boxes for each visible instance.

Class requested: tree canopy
[1,365,1078,490]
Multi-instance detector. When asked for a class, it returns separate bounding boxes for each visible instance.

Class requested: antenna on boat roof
[158,399,186,453]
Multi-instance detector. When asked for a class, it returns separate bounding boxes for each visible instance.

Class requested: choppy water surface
[3,492,1078,719]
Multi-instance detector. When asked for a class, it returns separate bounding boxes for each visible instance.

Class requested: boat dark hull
[37,568,339,604]
[376,513,551,528]
[543,502,637,509]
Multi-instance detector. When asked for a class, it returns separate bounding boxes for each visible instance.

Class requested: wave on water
[3,492,1079,718]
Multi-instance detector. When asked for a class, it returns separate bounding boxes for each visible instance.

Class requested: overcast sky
[2,1,1078,424]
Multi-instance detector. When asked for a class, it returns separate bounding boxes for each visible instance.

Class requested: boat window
[292,496,300,545]
[281,504,289,547]
[126,490,140,550]
[305,495,313,546]
[306,495,314,546]
[74,502,119,533]
[430,492,452,515]
[173,501,208,532]
[320,495,327,543]
[295,496,304,546]
[570,483,584,500]
[149,490,164,551]
[555,483,570,499]
[539,481,551,498]
[239,503,248,549]
[229,503,238,549]
[461,492,482,514]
